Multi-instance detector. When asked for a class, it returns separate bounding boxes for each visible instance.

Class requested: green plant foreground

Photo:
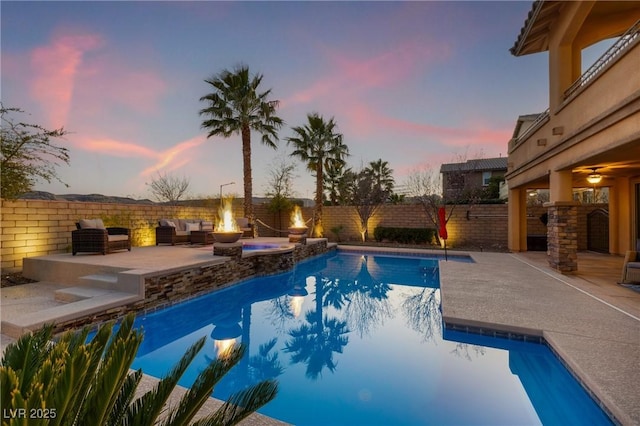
[0,313,277,426]
[373,226,436,245]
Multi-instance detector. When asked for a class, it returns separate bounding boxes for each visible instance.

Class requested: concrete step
[78,273,119,287]
[2,291,141,338]
[54,286,114,303]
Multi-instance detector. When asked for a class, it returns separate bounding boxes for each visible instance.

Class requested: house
[440,157,508,201]
[506,1,640,272]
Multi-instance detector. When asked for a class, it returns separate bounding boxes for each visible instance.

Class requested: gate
[587,208,609,253]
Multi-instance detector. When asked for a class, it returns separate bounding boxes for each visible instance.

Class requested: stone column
[213,242,242,260]
[545,201,578,273]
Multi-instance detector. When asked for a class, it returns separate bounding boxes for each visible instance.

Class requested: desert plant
[0,105,70,199]
[0,313,277,425]
[329,224,345,242]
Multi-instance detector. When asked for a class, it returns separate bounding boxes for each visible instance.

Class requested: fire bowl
[213,231,243,243]
[288,226,308,235]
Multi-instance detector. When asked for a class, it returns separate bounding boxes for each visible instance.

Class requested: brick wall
[0,199,313,270]
[323,203,509,250]
[0,199,609,270]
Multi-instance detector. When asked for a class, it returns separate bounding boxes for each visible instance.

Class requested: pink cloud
[283,39,450,108]
[140,135,207,176]
[70,134,207,176]
[29,33,104,127]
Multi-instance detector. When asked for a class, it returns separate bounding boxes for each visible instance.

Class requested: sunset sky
[2,1,567,200]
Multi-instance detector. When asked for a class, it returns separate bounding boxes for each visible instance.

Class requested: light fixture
[586,168,602,185]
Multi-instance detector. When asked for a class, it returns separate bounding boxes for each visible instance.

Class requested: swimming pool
[131,251,611,425]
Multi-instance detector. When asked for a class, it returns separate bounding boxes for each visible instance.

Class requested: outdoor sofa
[155,218,213,245]
[236,217,254,238]
[72,218,131,255]
[621,239,640,283]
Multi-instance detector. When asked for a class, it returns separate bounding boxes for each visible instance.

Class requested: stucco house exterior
[440,157,508,201]
[506,1,640,272]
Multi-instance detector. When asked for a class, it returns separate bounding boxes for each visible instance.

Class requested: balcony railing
[514,109,550,144]
[564,19,640,100]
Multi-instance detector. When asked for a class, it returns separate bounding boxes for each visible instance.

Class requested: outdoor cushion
[627,262,640,270]
[175,230,189,237]
[185,222,200,233]
[79,218,106,229]
[201,221,213,231]
[159,218,178,227]
[108,234,129,242]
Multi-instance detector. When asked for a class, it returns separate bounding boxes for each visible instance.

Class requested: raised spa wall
[49,240,333,333]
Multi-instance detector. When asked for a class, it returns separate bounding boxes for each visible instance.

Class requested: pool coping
[436,250,639,426]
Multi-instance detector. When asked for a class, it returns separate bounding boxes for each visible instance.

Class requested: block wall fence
[0,199,607,271]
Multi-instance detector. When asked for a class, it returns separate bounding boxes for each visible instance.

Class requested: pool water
[132,251,611,425]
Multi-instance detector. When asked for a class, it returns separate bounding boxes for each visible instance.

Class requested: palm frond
[126,336,206,425]
[1,323,54,393]
[194,380,278,426]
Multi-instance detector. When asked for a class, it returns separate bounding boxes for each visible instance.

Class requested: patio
[1,245,639,424]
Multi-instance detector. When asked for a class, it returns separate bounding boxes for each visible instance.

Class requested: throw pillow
[79,218,106,229]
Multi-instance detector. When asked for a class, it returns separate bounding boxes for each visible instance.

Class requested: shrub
[0,313,277,425]
[373,226,436,244]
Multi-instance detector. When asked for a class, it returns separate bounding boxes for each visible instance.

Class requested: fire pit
[288,206,308,244]
[213,197,242,245]
[213,231,243,243]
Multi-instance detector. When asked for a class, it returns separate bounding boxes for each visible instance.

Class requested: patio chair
[236,217,254,238]
[72,218,131,255]
[620,239,640,283]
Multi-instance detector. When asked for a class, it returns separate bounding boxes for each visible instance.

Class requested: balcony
[507,20,640,189]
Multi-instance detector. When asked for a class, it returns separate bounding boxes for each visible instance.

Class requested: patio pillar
[544,202,578,273]
[508,187,527,252]
[546,170,577,273]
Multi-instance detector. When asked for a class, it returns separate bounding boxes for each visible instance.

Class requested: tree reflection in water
[401,286,441,342]
[284,270,350,380]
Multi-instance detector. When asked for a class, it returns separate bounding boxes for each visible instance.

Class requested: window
[482,171,492,186]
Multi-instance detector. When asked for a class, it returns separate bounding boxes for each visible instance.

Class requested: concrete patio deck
[1,243,639,424]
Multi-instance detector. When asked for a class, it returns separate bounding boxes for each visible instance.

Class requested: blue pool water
[131,251,611,425]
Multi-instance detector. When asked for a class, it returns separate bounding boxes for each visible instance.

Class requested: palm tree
[365,159,395,196]
[0,313,278,425]
[287,113,349,237]
[200,65,283,233]
[323,162,351,206]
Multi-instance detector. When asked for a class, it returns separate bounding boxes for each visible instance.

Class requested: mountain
[19,191,155,205]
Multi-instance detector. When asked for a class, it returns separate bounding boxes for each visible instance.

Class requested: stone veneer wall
[546,203,578,273]
[45,240,331,334]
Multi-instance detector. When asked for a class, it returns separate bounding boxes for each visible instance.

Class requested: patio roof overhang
[511,0,640,56]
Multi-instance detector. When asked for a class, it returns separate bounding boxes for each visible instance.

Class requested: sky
[2,1,553,200]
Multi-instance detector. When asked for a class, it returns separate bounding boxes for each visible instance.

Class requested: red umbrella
[438,207,448,240]
[438,207,448,260]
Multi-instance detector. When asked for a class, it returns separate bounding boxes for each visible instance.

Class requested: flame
[290,296,304,318]
[216,197,239,232]
[291,206,305,228]
[214,338,236,357]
